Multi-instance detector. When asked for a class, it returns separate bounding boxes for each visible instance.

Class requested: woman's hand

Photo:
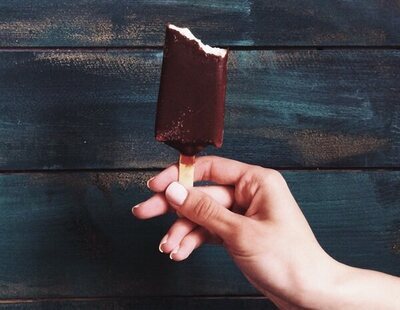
[133,156,400,309]
[132,156,336,307]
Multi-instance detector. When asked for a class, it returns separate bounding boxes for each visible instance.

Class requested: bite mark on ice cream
[168,24,227,57]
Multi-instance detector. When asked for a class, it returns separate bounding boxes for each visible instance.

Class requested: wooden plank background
[0,50,399,169]
[0,171,398,299]
[1,0,400,46]
[0,0,399,309]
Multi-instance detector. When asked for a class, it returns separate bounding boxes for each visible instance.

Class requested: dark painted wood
[1,1,400,46]
[0,298,276,309]
[0,297,276,310]
[0,170,398,298]
[0,50,399,170]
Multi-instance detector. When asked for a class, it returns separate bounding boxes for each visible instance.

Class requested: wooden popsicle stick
[178,154,195,187]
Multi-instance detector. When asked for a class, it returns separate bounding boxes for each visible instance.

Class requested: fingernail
[169,247,179,260]
[166,182,188,206]
[146,177,155,189]
[159,234,168,253]
[132,204,140,213]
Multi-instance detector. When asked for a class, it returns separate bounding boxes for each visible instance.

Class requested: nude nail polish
[169,247,179,260]
[146,177,155,189]
[159,234,168,253]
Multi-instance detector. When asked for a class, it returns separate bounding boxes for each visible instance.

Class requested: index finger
[148,156,250,192]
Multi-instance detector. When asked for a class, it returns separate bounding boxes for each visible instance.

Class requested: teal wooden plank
[1,1,400,46]
[0,50,399,169]
[0,170,398,298]
[0,297,276,309]
[0,298,275,309]
[0,170,255,298]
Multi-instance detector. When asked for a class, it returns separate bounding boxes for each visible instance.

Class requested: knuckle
[237,166,265,192]
[236,166,286,203]
[265,168,282,179]
[262,169,286,186]
[245,166,268,182]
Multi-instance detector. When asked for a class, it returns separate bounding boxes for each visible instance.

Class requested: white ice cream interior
[168,24,227,57]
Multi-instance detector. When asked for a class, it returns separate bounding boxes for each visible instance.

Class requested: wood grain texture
[1,1,400,46]
[0,297,276,309]
[0,170,398,298]
[1,50,399,170]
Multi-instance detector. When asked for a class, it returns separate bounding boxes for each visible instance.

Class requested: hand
[133,156,400,309]
[133,156,335,307]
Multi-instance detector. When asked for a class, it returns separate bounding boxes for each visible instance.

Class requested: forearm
[321,263,400,309]
[336,265,400,309]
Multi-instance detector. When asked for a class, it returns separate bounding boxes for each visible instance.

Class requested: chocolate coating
[155,25,228,156]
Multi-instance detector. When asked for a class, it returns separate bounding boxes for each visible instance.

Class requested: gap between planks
[0,45,400,52]
[0,167,399,174]
[0,295,266,304]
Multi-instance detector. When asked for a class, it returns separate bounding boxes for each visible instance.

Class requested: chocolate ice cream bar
[155,24,228,186]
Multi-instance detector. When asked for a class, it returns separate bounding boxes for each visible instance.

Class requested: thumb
[165,182,241,239]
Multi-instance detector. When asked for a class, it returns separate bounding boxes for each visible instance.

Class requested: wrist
[295,255,348,309]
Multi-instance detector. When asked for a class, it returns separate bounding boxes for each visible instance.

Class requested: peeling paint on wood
[233,128,389,166]
[286,129,387,165]
[1,0,400,46]
[0,50,399,169]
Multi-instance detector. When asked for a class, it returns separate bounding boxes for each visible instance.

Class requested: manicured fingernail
[146,177,155,189]
[169,247,179,260]
[132,204,141,213]
[165,182,188,206]
[159,234,168,253]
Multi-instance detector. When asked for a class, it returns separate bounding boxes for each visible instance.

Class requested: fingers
[170,227,209,261]
[147,164,178,192]
[133,185,234,219]
[165,182,243,239]
[197,185,234,207]
[194,156,250,186]
[148,156,250,192]
[159,226,210,261]
[158,217,197,253]
[159,214,222,261]
[132,193,171,219]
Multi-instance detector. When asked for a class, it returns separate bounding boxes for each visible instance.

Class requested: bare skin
[133,156,400,309]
